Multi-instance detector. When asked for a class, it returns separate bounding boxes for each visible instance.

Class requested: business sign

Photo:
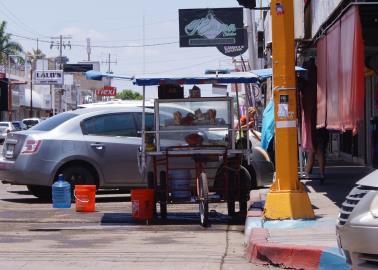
[179,8,244,47]
[34,70,64,85]
[63,64,93,73]
[216,29,248,57]
[96,86,117,96]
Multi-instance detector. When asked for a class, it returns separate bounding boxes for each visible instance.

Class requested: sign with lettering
[216,29,248,57]
[96,86,117,96]
[34,70,64,85]
[179,8,244,47]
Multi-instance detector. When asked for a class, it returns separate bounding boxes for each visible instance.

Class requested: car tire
[27,185,52,200]
[59,165,97,192]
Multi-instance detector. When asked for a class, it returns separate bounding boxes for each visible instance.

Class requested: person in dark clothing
[305,127,329,184]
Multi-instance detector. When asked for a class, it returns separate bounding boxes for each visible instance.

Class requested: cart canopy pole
[141,85,146,175]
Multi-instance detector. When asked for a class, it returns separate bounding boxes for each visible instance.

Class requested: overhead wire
[0,0,51,38]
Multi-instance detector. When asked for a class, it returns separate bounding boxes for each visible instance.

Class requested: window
[32,113,77,131]
[82,113,137,137]
[134,112,154,136]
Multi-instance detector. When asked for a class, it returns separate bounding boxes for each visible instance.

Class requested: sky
[1,0,267,97]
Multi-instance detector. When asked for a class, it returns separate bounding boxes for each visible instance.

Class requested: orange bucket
[74,185,96,212]
[131,189,154,221]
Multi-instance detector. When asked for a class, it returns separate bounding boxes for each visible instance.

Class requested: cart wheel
[198,172,209,227]
[159,171,167,219]
[227,200,236,216]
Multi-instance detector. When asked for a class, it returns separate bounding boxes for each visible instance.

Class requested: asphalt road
[0,182,280,270]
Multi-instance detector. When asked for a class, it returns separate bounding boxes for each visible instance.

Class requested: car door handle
[90,143,105,150]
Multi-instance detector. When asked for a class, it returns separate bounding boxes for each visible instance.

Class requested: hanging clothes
[300,58,317,153]
[261,99,275,150]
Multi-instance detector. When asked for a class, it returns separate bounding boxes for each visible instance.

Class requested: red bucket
[74,185,96,212]
[131,189,154,221]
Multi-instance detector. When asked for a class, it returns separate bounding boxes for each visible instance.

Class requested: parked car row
[0,118,44,144]
[0,104,274,200]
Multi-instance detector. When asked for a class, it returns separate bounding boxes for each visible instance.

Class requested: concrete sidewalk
[244,162,371,270]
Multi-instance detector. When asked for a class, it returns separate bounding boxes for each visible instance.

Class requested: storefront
[303,2,378,167]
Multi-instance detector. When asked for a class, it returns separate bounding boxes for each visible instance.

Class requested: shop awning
[251,67,306,79]
[133,72,260,86]
[85,70,134,81]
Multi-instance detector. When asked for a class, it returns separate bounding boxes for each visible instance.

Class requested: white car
[22,118,43,129]
[0,122,16,143]
[337,170,378,269]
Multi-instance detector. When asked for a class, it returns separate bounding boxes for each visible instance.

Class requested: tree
[26,48,46,65]
[0,21,23,64]
[116,89,143,100]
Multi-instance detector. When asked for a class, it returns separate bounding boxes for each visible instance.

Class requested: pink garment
[301,59,317,153]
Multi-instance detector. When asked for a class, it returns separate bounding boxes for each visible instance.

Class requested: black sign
[179,8,244,47]
[63,64,93,73]
[158,84,184,99]
[216,29,248,57]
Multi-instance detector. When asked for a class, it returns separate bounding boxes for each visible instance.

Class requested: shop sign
[179,8,244,47]
[216,29,248,57]
[34,70,64,85]
[96,86,117,96]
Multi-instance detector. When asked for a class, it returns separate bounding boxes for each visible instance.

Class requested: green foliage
[116,89,143,100]
[26,49,46,64]
[0,21,23,64]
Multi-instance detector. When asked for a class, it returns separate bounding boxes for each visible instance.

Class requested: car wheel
[214,164,251,216]
[242,161,258,189]
[59,165,97,191]
[27,185,52,200]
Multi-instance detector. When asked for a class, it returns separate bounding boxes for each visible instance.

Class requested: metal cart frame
[134,73,259,226]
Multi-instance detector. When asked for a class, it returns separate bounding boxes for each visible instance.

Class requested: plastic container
[169,170,191,200]
[131,189,154,221]
[74,185,96,212]
[52,174,71,208]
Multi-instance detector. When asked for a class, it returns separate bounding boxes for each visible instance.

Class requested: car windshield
[31,113,78,131]
[0,123,8,127]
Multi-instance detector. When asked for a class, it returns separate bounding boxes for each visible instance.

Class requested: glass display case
[153,97,234,151]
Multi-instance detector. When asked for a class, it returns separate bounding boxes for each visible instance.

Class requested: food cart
[133,72,260,227]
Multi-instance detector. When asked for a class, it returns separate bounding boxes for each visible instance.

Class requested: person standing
[305,127,329,184]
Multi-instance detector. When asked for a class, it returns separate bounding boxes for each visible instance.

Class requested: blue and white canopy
[251,67,306,79]
[133,72,260,86]
[85,67,306,86]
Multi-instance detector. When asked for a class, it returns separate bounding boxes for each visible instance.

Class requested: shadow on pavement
[101,211,245,226]
[303,159,372,208]
[1,198,51,204]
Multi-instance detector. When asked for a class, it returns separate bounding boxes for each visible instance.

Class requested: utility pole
[50,35,71,113]
[101,54,117,101]
[263,0,314,219]
[86,38,91,61]
[102,53,117,74]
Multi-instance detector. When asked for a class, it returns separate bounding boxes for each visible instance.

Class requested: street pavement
[0,182,279,270]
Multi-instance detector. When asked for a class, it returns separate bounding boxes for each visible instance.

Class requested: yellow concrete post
[263,0,315,219]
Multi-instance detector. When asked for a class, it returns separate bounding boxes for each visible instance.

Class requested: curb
[245,200,350,270]
[246,228,349,270]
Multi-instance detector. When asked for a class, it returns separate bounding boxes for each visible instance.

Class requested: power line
[9,32,179,48]
[0,1,50,38]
